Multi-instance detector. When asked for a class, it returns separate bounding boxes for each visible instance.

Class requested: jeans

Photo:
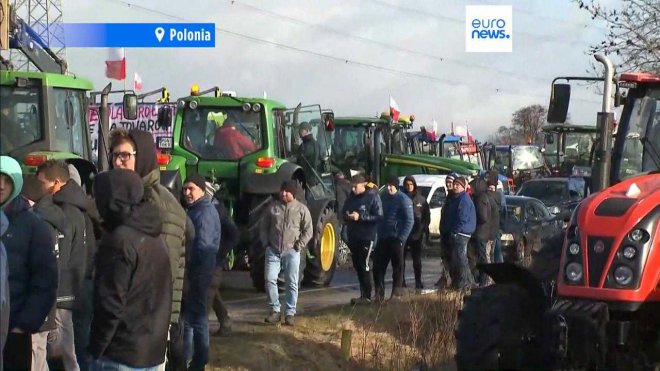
[347,239,374,299]
[493,231,504,263]
[265,247,300,316]
[450,234,474,290]
[403,238,424,289]
[373,237,405,299]
[90,357,159,371]
[3,332,32,370]
[183,271,213,371]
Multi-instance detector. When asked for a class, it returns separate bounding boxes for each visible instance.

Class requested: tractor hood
[383,153,475,176]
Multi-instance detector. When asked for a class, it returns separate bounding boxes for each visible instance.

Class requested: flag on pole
[389,96,400,122]
[432,119,438,135]
[133,72,142,92]
[105,48,126,80]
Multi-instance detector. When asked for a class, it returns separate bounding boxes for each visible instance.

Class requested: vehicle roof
[1,70,94,90]
[334,116,388,126]
[398,174,447,187]
[504,195,540,205]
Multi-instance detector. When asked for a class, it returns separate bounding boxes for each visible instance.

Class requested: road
[218,257,445,323]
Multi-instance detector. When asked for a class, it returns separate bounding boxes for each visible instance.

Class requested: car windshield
[517,181,567,204]
[618,89,660,179]
[512,146,545,170]
[0,85,42,154]
[506,205,523,223]
[181,107,263,160]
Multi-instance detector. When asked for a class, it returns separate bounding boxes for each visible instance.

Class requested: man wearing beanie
[261,180,312,326]
[373,175,414,301]
[182,174,220,370]
[443,176,476,289]
[437,172,458,288]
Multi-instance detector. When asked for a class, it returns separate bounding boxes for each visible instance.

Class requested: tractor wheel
[529,230,564,282]
[302,207,339,287]
[247,194,274,292]
[455,284,542,370]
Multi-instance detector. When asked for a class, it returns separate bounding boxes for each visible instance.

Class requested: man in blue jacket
[182,174,221,371]
[373,175,414,301]
[342,174,383,305]
[443,176,476,289]
[0,156,58,370]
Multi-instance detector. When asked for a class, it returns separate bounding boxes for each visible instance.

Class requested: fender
[242,161,304,195]
[479,262,549,309]
[307,196,334,227]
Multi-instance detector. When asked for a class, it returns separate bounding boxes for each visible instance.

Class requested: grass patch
[208,290,463,370]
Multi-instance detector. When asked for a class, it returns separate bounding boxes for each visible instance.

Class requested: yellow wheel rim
[320,223,336,271]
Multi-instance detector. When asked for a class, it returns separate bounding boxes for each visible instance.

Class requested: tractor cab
[541,123,597,177]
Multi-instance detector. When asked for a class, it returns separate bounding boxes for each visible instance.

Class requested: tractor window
[565,132,595,166]
[0,85,42,154]
[512,146,545,170]
[52,89,88,157]
[618,91,660,179]
[182,107,263,161]
[331,126,369,172]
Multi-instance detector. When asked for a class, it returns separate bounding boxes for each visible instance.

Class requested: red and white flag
[133,72,142,91]
[389,96,400,122]
[454,125,474,142]
[105,48,126,80]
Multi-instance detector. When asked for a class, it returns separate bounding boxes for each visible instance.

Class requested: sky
[51,0,622,140]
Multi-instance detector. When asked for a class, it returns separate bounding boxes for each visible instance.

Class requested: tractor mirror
[157,106,173,129]
[547,83,571,123]
[545,133,554,145]
[122,93,138,120]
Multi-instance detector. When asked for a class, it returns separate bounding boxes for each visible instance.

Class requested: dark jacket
[2,196,58,333]
[444,191,476,236]
[127,129,188,324]
[52,180,95,309]
[497,189,507,229]
[440,191,453,237]
[186,196,221,277]
[471,178,492,241]
[403,176,431,241]
[214,201,238,267]
[33,195,70,331]
[90,169,172,368]
[297,134,320,183]
[335,177,351,220]
[342,187,383,242]
[378,190,414,243]
[1,210,8,367]
[487,190,502,240]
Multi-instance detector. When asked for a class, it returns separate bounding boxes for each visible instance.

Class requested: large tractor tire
[455,284,543,370]
[247,195,273,292]
[302,207,339,287]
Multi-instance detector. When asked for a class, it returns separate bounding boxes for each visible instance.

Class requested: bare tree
[576,0,660,74]
[511,105,547,145]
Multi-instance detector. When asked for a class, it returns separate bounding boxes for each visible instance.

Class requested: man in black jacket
[402,176,431,291]
[90,169,172,369]
[469,177,493,286]
[297,122,320,186]
[342,174,383,305]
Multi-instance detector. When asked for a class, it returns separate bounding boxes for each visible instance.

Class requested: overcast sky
[58,0,621,139]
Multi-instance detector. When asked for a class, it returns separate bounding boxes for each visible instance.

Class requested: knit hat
[446,172,458,182]
[281,180,299,194]
[487,170,499,187]
[454,176,467,189]
[184,173,207,193]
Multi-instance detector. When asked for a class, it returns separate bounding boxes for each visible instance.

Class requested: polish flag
[454,125,474,142]
[134,72,142,91]
[389,96,400,122]
[105,48,126,80]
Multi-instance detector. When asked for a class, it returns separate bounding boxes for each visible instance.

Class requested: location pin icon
[155,27,165,42]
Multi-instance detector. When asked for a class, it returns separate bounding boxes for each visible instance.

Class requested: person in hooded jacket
[109,128,188,369]
[1,210,10,371]
[0,156,58,370]
[443,176,476,290]
[469,177,493,286]
[89,169,172,370]
[487,170,506,263]
[401,176,431,291]
[436,173,457,288]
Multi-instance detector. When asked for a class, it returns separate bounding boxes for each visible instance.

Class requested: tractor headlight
[622,246,636,260]
[568,243,580,255]
[628,229,645,243]
[251,103,262,112]
[242,102,252,112]
[565,262,583,282]
[614,266,634,286]
[188,100,198,110]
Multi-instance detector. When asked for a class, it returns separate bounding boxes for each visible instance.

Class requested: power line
[103,0,601,105]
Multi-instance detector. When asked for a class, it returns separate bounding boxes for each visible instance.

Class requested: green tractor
[159,85,340,290]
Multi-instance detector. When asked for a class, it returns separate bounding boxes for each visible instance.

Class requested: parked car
[500,195,563,266]
[399,174,448,241]
[516,177,585,221]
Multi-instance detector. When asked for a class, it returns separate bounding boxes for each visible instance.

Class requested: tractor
[541,123,598,177]
[455,54,660,370]
[158,85,341,290]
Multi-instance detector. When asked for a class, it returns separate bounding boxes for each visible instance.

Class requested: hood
[128,129,157,178]
[1,210,7,237]
[0,155,23,209]
[403,175,418,195]
[94,169,162,236]
[470,177,488,197]
[34,195,69,233]
[53,180,89,211]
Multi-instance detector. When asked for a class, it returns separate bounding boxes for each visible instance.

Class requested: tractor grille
[587,237,614,287]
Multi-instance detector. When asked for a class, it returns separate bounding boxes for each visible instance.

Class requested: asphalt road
[218,257,445,323]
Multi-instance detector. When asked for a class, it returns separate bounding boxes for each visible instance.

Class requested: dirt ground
[207,290,463,370]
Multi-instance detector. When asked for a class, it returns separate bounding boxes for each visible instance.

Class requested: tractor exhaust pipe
[591,54,615,192]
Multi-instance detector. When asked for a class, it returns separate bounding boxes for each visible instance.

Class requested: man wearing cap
[182,174,220,371]
[261,181,312,326]
[297,122,321,186]
[443,176,476,290]
[436,173,457,288]
[373,175,414,301]
[342,174,383,304]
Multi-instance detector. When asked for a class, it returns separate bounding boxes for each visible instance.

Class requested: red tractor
[455,55,660,370]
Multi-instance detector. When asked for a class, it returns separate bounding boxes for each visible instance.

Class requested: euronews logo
[465,5,513,53]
